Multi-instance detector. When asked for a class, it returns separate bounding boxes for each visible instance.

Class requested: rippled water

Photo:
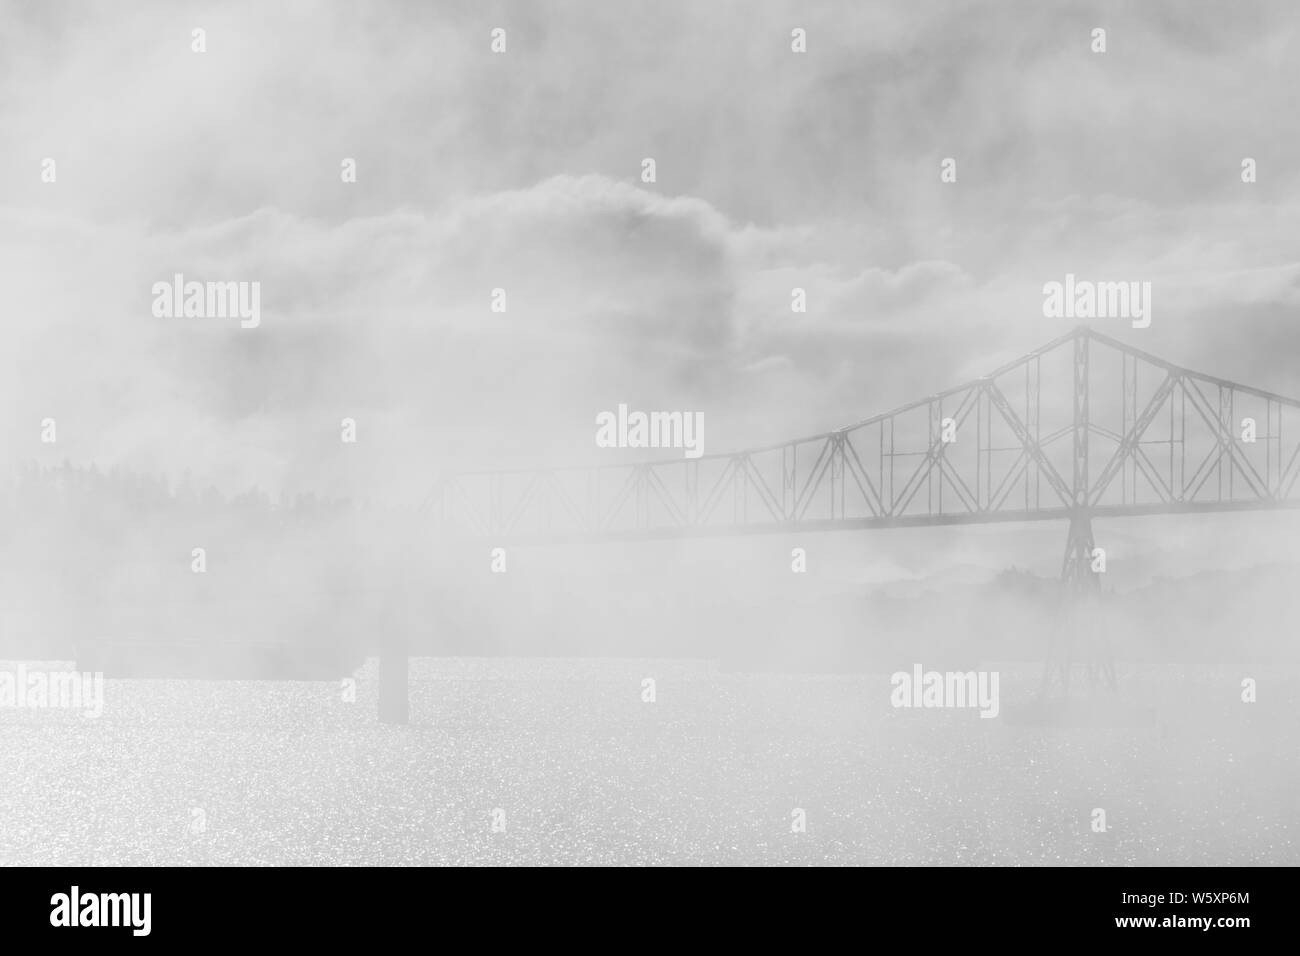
[1,659,1294,865]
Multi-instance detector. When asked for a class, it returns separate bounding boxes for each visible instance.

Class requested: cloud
[3,0,1300,513]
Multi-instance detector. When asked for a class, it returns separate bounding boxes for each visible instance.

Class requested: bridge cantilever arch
[383,326,1300,723]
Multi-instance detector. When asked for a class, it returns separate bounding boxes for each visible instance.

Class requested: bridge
[426,326,1300,541]
[384,326,1300,722]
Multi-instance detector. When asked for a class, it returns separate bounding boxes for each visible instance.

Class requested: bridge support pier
[378,635,409,725]
[1042,511,1116,697]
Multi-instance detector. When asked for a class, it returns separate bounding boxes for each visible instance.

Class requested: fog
[2,0,1298,867]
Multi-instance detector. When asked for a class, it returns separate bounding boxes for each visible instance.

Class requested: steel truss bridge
[393,326,1300,720]
[427,326,1300,543]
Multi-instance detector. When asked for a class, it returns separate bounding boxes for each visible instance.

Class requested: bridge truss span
[425,326,1300,544]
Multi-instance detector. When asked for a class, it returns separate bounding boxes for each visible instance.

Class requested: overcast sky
[3,0,1299,573]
